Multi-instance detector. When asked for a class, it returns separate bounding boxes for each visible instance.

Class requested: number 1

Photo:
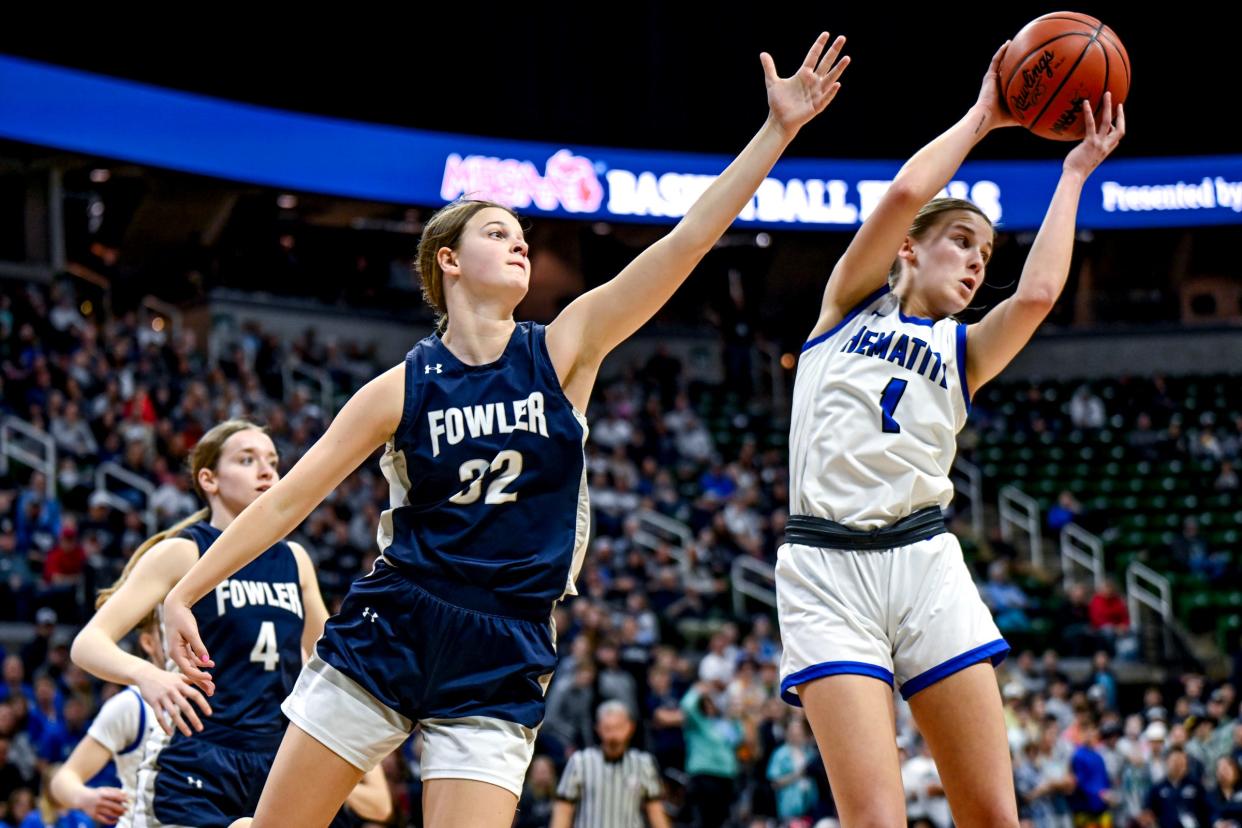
[880,378,908,434]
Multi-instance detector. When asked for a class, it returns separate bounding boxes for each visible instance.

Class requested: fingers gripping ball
[999,12,1130,140]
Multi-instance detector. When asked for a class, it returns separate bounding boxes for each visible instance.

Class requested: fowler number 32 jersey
[789,284,971,530]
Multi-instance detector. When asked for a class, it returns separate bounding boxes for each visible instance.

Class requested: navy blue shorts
[282,559,557,794]
[151,729,279,827]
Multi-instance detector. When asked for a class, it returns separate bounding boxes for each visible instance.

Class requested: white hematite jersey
[790,284,971,530]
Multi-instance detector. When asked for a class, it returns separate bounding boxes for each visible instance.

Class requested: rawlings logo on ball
[1010,50,1058,114]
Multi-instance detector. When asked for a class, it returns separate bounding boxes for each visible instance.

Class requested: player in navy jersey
[161,31,850,828]
[776,44,1125,826]
[70,420,331,827]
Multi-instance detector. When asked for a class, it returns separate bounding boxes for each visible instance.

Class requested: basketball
[999,12,1130,141]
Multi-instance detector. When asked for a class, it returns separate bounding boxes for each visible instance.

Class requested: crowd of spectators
[2,277,1241,826]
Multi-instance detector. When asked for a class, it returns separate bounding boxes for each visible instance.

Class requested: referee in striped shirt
[552,701,670,828]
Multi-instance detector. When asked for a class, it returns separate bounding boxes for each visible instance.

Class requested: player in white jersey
[777,42,1125,827]
[49,618,162,827]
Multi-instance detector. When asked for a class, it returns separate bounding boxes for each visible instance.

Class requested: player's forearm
[71,627,158,686]
[1015,170,1087,305]
[167,494,297,606]
[49,768,87,809]
[890,105,993,203]
[668,117,794,254]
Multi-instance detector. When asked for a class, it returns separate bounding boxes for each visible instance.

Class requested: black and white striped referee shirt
[555,747,663,828]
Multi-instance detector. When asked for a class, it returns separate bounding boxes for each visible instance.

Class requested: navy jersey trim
[802,284,891,353]
[899,638,1009,700]
[396,353,421,443]
[956,322,972,413]
[533,323,586,423]
[118,688,146,755]
[780,660,895,706]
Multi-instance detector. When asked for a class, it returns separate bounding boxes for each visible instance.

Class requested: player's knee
[954,802,1019,828]
[835,803,906,828]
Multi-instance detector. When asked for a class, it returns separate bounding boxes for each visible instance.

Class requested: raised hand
[1064,92,1126,177]
[975,41,1021,132]
[761,32,849,138]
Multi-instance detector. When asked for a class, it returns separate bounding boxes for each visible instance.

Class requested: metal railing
[952,457,984,540]
[0,416,56,498]
[999,485,1043,569]
[1126,561,1174,658]
[731,555,777,615]
[94,462,157,534]
[1126,562,1172,625]
[631,509,693,571]
[282,363,335,418]
[1061,523,1105,590]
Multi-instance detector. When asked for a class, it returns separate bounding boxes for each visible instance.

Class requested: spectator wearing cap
[1144,720,1169,783]
[19,610,57,678]
[1143,746,1209,827]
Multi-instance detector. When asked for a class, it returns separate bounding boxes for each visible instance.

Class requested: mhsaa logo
[441,149,604,213]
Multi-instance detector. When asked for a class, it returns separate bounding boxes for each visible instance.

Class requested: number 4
[880,378,908,434]
[249,621,279,671]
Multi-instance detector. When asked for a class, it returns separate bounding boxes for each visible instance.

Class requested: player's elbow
[883,179,923,210]
[69,629,92,670]
[1013,286,1057,314]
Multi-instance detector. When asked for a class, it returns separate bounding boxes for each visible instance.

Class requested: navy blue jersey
[378,322,589,616]
[178,520,303,736]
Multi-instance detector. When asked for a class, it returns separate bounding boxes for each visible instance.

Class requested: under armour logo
[425,364,442,374]
[362,607,379,623]
[186,775,203,789]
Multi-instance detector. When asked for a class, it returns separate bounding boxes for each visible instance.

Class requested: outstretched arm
[967,94,1126,390]
[162,365,405,689]
[811,42,1018,339]
[547,31,849,409]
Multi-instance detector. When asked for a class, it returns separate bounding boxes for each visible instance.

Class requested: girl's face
[441,207,530,311]
[898,209,993,318]
[198,429,280,518]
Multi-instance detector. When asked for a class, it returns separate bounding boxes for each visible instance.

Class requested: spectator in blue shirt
[1069,719,1113,825]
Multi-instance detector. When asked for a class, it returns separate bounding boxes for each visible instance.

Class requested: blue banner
[2,55,1240,231]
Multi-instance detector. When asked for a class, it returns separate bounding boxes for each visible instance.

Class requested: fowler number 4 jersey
[789,284,971,530]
